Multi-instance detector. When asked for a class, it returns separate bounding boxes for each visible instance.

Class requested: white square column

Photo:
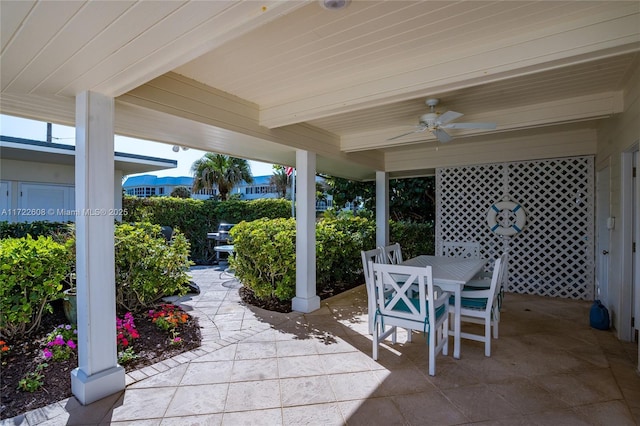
[71,91,125,405]
[376,171,389,248]
[292,150,320,313]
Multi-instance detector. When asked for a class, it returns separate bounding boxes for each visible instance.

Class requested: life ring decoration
[486,200,526,236]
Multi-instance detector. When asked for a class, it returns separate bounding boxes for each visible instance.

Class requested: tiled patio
[5,265,639,425]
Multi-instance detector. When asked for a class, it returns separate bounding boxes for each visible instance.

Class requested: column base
[71,365,125,405]
[292,295,321,313]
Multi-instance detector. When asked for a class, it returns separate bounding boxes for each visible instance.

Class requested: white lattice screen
[436,156,595,300]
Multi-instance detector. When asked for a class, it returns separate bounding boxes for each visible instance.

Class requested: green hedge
[122,196,291,262]
[230,217,434,302]
[390,220,435,258]
[0,236,74,338]
[0,221,74,242]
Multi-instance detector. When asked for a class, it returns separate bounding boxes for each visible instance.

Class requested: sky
[0,114,275,178]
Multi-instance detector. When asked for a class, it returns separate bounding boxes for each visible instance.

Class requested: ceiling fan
[388,98,497,143]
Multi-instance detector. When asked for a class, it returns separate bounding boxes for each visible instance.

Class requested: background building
[0,136,176,223]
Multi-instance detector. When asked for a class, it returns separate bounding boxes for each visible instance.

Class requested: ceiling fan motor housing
[420,113,439,128]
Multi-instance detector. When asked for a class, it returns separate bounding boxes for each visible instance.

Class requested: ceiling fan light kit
[388,98,497,143]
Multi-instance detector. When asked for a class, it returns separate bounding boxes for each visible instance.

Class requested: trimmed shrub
[115,222,193,311]
[316,216,376,287]
[390,220,435,258]
[214,198,291,223]
[0,236,74,339]
[230,218,297,301]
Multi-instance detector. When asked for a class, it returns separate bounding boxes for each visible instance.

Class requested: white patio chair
[440,241,481,259]
[370,262,450,376]
[361,248,386,335]
[379,243,403,264]
[448,253,507,356]
[361,248,411,340]
[464,252,508,312]
[441,241,492,280]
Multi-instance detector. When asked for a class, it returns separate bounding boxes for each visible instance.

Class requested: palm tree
[191,153,253,201]
[269,165,290,198]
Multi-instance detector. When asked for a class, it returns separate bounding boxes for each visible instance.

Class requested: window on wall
[194,188,216,196]
[128,187,157,197]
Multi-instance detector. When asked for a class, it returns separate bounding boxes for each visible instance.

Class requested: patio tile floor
[4,264,639,425]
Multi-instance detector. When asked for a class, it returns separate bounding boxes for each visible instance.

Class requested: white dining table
[401,255,487,359]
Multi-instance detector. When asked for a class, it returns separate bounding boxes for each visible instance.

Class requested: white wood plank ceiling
[1,0,639,180]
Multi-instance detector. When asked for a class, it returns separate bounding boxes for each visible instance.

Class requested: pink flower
[43,349,52,359]
[67,340,77,349]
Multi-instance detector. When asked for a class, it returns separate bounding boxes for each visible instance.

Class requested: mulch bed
[0,299,201,420]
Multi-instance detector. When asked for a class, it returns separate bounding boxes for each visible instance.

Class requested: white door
[596,167,611,306]
[0,181,9,221]
[18,183,74,222]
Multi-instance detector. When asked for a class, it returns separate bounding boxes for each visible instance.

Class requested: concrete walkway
[4,265,640,425]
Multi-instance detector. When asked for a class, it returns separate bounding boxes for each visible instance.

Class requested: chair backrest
[379,243,403,264]
[484,254,507,310]
[459,254,505,313]
[496,251,509,294]
[361,248,382,290]
[371,262,444,325]
[440,241,481,259]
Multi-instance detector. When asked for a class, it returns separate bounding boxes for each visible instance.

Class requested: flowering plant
[149,303,188,345]
[148,304,188,331]
[116,312,139,350]
[43,324,77,361]
[1,340,10,365]
[116,312,140,364]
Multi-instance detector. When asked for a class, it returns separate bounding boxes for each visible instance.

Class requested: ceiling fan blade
[443,122,497,130]
[432,128,452,143]
[386,125,427,141]
[437,110,463,125]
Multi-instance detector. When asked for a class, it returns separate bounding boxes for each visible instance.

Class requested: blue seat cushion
[449,295,488,310]
[385,297,446,321]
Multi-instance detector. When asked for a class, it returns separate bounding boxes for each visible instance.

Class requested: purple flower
[67,340,77,349]
[65,325,72,330]
[43,349,52,359]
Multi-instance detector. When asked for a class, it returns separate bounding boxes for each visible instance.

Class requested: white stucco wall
[595,61,640,339]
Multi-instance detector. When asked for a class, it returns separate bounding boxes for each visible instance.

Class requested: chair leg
[492,319,499,339]
[368,298,375,335]
[442,316,449,356]
[372,322,379,360]
[484,320,491,357]
[428,327,436,376]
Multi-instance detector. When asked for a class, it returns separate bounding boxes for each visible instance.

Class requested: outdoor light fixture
[172,145,190,152]
[319,0,350,11]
